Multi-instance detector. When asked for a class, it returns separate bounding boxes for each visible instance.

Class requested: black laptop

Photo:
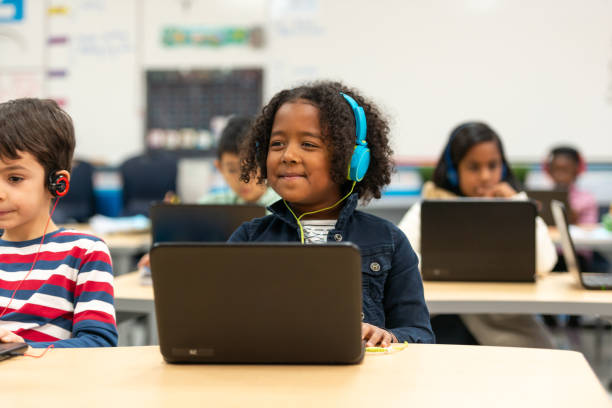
[149,203,266,243]
[551,200,612,290]
[150,243,365,364]
[526,189,569,226]
[421,199,537,282]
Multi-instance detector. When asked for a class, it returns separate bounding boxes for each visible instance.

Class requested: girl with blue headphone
[230,81,434,347]
[435,122,520,198]
[398,121,558,348]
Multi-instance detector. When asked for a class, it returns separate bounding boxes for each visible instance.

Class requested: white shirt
[302,220,336,244]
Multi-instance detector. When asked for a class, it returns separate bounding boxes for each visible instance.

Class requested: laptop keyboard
[582,273,612,289]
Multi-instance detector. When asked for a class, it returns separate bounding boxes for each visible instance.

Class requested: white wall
[1,0,612,163]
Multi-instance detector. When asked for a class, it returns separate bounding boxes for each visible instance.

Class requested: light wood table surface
[114,271,612,317]
[2,345,609,407]
[424,273,612,315]
[548,224,612,251]
[114,271,156,344]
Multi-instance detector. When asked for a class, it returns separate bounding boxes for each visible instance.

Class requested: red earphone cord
[0,198,61,358]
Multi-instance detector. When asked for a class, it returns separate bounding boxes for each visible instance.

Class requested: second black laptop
[149,203,266,243]
[421,199,537,282]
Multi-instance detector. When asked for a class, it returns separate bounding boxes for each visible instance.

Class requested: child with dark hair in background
[138,115,279,269]
[198,115,280,205]
[0,98,117,349]
[229,81,434,346]
[545,145,597,225]
[399,121,557,348]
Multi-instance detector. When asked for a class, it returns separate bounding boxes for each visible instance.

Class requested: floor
[548,317,612,397]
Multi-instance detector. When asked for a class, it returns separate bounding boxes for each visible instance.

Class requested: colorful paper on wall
[162,26,264,48]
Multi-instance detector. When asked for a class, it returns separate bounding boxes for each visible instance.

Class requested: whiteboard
[3,0,612,163]
[264,0,612,161]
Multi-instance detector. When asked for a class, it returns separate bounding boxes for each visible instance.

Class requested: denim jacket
[228,193,434,344]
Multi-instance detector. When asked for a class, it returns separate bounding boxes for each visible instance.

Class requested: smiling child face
[266,100,341,215]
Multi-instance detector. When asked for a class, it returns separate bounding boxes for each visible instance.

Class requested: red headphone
[48,172,70,197]
[542,148,586,176]
[0,171,69,321]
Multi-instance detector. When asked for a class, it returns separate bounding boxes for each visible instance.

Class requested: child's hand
[362,323,396,347]
[479,182,517,198]
[163,191,180,204]
[137,253,151,269]
[0,327,26,344]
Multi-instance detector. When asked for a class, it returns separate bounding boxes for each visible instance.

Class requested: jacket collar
[267,193,359,230]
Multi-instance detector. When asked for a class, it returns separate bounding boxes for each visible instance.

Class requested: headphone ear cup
[347,145,370,182]
[447,168,458,187]
[501,164,508,181]
[49,174,70,197]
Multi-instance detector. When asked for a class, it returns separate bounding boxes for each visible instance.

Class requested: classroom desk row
[61,222,612,276]
[3,344,611,407]
[113,271,612,346]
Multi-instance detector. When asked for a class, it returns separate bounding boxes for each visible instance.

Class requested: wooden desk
[114,272,612,345]
[61,223,151,275]
[114,271,156,344]
[424,273,612,315]
[548,224,612,251]
[2,345,609,407]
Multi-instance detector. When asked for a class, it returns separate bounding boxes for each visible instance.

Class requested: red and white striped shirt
[0,228,117,348]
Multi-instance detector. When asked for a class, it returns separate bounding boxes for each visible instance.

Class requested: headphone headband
[543,148,587,175]
[340,92,370,182]
[340,93,367,146]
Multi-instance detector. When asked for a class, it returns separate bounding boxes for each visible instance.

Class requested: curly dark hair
[240,81,393,202]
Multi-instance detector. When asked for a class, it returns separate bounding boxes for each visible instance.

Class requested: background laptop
[421,199,537,282]
[526,189,569,226]
[150,243,364,364]
[551,200,612,290]
[149,203,265,243]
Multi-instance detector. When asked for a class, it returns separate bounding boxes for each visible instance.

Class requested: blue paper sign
[0,0,24,23]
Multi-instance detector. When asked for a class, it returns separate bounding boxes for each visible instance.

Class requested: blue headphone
[444,122,507,187]
[340,92,369,182]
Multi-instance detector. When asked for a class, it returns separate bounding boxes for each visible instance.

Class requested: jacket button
[334,233,343,241]
[370,262,381,272]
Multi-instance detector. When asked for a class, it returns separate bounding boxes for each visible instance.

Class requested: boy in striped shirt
[0,98,118,348]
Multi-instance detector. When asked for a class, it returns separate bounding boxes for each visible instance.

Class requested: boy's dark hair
[240,81,393,201]
[549,145,582,165]
[217,116,253,160]
[0,98,75,187]
[432,121,519,196]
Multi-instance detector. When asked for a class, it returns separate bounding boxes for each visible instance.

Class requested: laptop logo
[172,348,215,357]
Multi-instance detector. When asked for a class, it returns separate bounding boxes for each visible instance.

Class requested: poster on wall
[161,26,264,48]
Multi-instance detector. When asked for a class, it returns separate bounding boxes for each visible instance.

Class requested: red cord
[0,198,60,319]
[24,344,54,358]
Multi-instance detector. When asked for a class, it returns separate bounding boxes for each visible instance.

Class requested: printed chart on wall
[49,0,140,163]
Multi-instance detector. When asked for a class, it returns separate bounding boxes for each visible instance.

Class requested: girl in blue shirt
[229,81,434,346]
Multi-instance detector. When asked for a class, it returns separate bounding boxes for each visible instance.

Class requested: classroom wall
[1,0,611,164]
